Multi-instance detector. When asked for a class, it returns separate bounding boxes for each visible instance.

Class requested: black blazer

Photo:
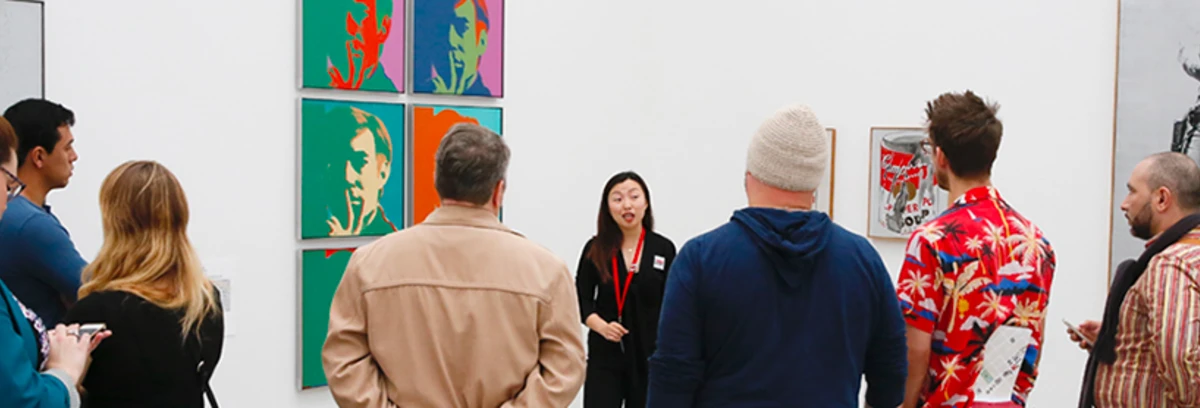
[64,290,224,408]
[575,231,676,360]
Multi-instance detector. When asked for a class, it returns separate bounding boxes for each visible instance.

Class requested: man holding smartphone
[1075,152,1200,408]
[1064,319,1096,349]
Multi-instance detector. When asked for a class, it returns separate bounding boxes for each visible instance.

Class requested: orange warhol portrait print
[412,105,503,224]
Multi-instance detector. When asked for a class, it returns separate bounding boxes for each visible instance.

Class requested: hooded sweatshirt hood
[731,207,832,288]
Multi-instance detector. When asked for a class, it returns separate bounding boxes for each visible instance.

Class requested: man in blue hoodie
[648,105,908,407]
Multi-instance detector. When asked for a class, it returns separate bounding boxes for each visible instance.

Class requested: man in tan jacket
[322,123,586,408]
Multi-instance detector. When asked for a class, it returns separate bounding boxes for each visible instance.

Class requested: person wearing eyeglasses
[894,91,1057,408]
[0,99,87,326]
[0,116,111,408]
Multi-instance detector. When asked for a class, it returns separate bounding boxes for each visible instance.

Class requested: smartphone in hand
[78,323,107,337]
[1063,319,1094,346]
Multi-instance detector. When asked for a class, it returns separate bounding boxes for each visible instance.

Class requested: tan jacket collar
[421,204,521,237]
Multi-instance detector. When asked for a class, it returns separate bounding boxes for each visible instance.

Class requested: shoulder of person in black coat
[652,231,677,254]
[648,230,677,268]
[580,236,596,255]
[66,289,224,337]
[576,236,601,273]
[65,290,132,323]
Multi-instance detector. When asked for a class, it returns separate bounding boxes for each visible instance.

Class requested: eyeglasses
[919,138,934,155]
[2,167,24,201]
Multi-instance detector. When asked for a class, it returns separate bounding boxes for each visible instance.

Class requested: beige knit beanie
[745,104,829,192]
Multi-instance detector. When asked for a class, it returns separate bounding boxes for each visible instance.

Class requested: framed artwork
[299,98,406,239]
[298,247,356,389]
[301,0,405,92]
[1108,0,1200,281]
[412,0,504,97]
[867,127,946,240]
[0,0,44,108]
[813,128,837,218]
[411,105,503,224]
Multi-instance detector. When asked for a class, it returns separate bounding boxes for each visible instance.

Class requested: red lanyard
[611,228,645,321]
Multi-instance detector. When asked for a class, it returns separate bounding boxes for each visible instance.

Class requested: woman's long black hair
[587,171,654,282]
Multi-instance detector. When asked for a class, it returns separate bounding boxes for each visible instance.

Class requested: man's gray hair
[434,123,509,205]
[1146,152,1200,210]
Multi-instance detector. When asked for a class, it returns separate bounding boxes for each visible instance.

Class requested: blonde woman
[64,161,223,408]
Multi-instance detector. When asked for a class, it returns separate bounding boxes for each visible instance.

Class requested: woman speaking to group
[574,171,676,408]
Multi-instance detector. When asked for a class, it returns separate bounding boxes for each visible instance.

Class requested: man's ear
[934,148,949,170]
[492,179,506,208]
[1155,186,1174,212]
[27,147,45,169]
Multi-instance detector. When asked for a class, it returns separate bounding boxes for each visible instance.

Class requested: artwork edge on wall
[818,128,837,219]
[0,0,45,108]
[1104,0,1125,287]
[1105,0,1200,286]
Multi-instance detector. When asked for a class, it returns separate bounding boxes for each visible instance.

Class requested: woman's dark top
[575,231,676,364]
[64,290,224,408]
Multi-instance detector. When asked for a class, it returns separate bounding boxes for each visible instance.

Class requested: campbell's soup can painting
[878,131,939,235]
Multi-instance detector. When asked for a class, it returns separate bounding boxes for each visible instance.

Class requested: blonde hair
[79,160,218,338]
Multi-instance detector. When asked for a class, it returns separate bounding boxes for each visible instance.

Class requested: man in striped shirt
[1072,152,1200,407]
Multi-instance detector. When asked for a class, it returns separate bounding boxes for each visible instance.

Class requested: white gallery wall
[40,0,1116,406]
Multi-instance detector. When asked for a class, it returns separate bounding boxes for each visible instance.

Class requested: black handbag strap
[187,334,219,408]
[198,360,218,408]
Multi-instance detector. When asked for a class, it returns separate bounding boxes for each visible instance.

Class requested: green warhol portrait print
[299,248,355,388]
[302,0,405,92]
[300,99,405,239]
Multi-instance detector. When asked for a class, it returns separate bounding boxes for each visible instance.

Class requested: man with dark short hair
[1074,152,1200,407]
[896,91,1056,408]
[0,98,86,326]
[322,123,586,408]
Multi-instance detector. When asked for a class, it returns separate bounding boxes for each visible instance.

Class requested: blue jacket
[0,196,87,325]
[0,280,78,408]
[647,208,907,407]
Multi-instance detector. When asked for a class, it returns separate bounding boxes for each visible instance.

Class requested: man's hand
[1067,320,1100,350]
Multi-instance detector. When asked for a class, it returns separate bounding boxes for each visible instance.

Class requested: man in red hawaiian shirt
[896,91,1057,408]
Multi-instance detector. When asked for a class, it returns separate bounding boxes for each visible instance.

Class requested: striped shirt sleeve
[1145,254,1200,407]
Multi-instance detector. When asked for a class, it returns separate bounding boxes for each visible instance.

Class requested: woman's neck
[621,227,643,246]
